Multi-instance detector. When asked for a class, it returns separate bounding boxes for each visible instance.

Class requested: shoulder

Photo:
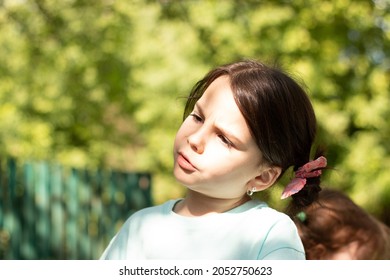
[126,199,178,222]
[251,201,297,232]
[99,200,179,259]
[246,199,294,225]
[236,200,300,241]
[245,200,304,259]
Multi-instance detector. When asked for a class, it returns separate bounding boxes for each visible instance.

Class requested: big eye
[218,134,233,148]
[189,113,203,123]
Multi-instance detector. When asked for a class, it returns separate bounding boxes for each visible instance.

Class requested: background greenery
[0,0,389,224]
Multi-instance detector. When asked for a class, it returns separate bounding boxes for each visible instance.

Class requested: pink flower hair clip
[281,156,327,199]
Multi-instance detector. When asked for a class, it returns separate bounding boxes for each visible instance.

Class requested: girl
[288,188,390,260]
[100,59,327,260]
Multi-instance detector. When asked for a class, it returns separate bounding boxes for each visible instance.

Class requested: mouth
[176,152,197,172]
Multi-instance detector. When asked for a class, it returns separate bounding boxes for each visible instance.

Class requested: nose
[187,129,206,154]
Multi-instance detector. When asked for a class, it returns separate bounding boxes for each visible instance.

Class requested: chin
[173,168,190,185]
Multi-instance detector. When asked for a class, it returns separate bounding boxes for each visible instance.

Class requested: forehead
[197,77,252,135]
[197,76,236,109]
[195,76,262,159]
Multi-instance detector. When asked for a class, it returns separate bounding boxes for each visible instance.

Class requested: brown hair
[184,59,323,206]
[289,189,390,259]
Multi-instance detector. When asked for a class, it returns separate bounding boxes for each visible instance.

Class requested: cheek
[174,119,196,140]
[207,149,259,176]
[173,124,188,147]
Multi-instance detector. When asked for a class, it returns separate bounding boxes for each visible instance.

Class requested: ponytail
[285,148,327,215]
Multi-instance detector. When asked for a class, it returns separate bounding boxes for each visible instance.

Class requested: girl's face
[173,76,264,199]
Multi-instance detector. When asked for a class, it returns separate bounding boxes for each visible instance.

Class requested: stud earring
[247,187,256,196]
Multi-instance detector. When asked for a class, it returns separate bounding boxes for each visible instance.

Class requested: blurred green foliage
[0,0,389,222]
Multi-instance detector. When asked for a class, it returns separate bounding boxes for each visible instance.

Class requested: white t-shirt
[100,199,305,260]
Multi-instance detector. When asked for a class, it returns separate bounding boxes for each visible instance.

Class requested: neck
[174,189,251,217]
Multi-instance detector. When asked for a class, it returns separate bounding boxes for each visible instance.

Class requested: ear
[309,244,328,260]
[249,166,282,192]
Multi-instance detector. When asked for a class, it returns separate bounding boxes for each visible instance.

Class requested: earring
[247,187,256,196]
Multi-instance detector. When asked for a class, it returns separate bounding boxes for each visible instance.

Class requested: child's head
[289,189,390,259]
[174,59,323,202]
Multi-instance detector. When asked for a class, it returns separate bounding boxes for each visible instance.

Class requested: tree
[0,0,389,222]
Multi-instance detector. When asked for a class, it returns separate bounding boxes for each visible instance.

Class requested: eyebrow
[194,103,245,148]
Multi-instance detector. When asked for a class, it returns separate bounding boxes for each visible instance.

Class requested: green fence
[0,158,152,260]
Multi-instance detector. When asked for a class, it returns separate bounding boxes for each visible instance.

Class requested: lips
[177,153,197,172]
